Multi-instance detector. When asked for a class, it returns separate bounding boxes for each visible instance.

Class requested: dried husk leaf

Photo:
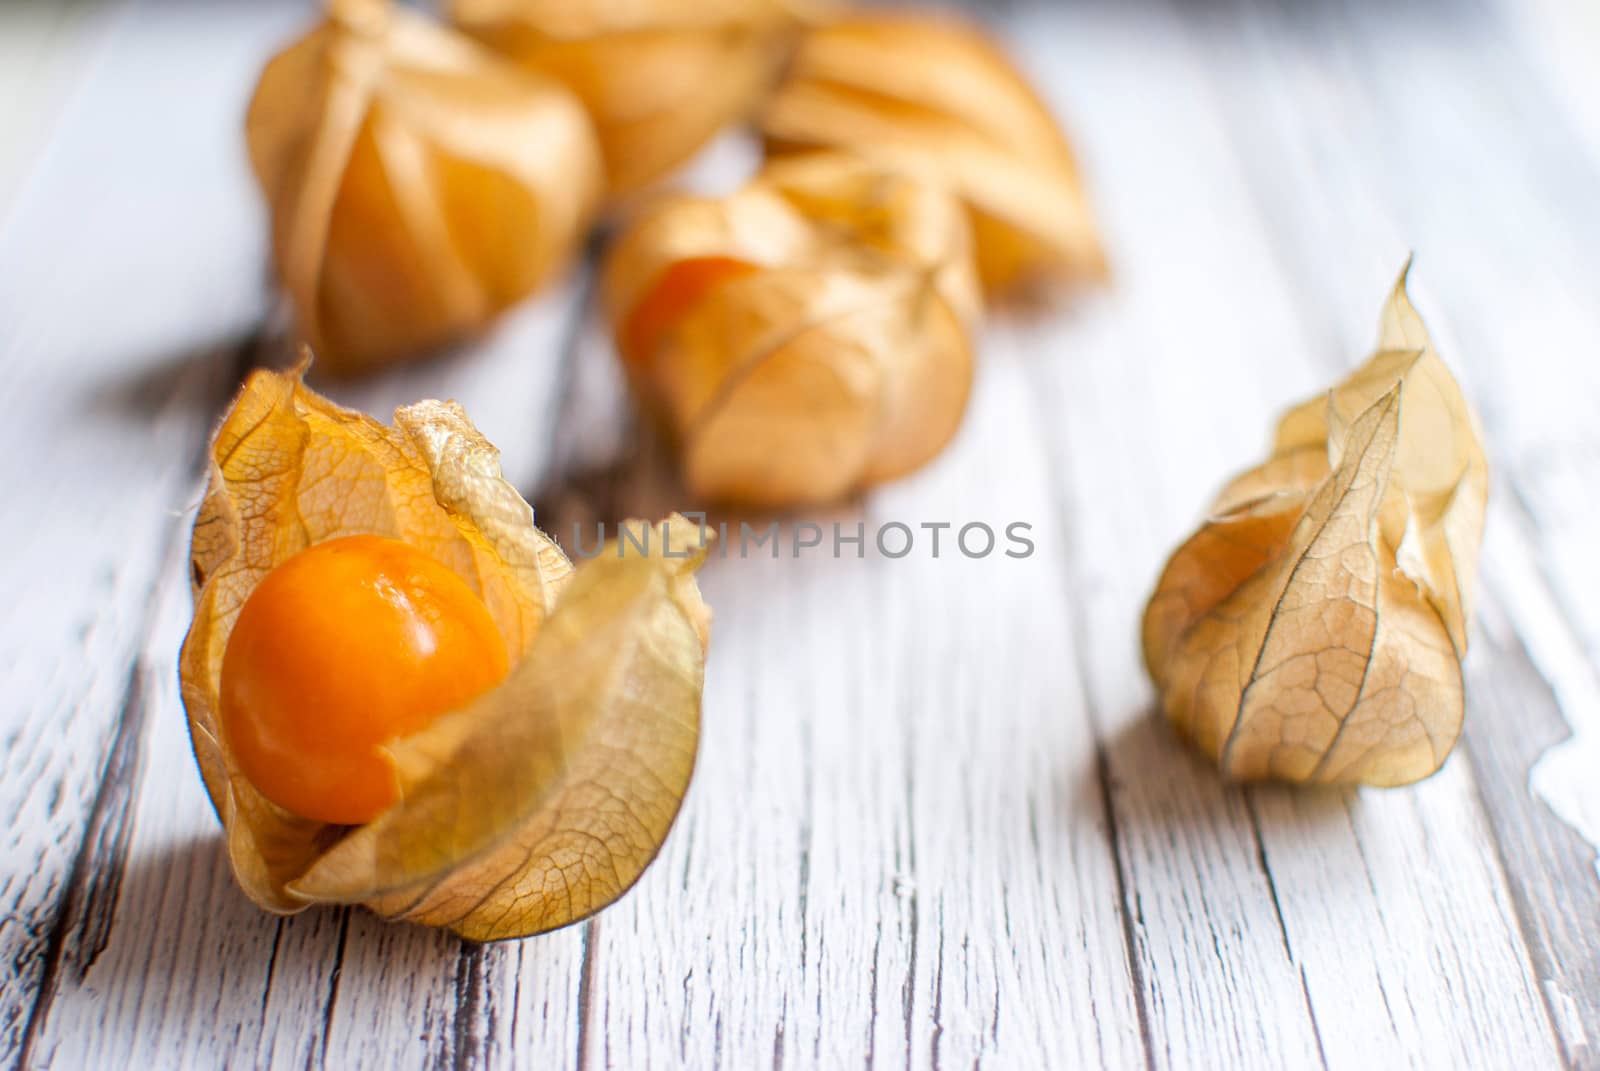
[603,152,980,507]
[760,11,1105,297]
[247,0,602,375]
[451,0,809,197]
[179,364,709,938]
[1141,264,1488,786]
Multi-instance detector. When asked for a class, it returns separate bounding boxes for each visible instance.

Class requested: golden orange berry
[219,535,510,825]
[622,255,758,373]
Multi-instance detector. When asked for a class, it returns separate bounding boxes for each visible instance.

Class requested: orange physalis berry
[219,535,509,825]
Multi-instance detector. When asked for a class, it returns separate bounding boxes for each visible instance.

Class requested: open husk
[451,0,807,197]
[246,0,602,375]
[179,364,709,939]
[1142,264,1488,786]
[761,11,1104,298]
[604,152,981,507]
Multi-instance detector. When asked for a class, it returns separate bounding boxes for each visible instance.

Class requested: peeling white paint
[1483,520,1600,881]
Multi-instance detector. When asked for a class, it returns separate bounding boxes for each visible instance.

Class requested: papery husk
[760,12,1105,298]
[1141,263,1488,786]
[451,0,809,197]
[247,0,602,376]
[179,363,710,939]
[604,152,980,507]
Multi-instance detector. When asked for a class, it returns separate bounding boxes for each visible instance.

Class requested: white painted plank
[1164,0,1600,1059]
[1010,3,1562,1067]
[468,931,589,1070]
[1009,9,1334,1067]
[0,0,122,229]
[1510,0,1600,176]
[8,0,1594,1068]
[24,150,590,1071]
[579,321,1145,1069]
[1467,530,1600,1071]
[0,1,310,1061]
[14,7,595,1068]
[21,526,346,1071]
[499,136,1144,1067]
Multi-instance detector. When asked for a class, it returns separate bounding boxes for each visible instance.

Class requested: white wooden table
[3,1,1599,1067]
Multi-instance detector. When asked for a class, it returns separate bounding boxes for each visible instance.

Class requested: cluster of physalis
[183,0,1489,939]
[245,0,1106,496]
[187,0,1107,936]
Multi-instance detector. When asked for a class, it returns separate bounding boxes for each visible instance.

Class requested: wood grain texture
[0,2,300,1061]
[565,332,1147,1069]
[1011,6,1561,1067]
[1153,0,1600,1059]
[13,57,594,1071]
[1467,534,1600,1071]
[2,0,1597,1068]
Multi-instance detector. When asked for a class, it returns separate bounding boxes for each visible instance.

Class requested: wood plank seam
[12,328,269,1070]
[428,256,601,1071]
[574,868,601,1070]
[14,658,147,1071]
[1458,624,1591,1071]
[7,2,1595,1065]
[1472,501,1600,1070]
[256,918,286,1048]
[1170,0,1591,1058]
[1243,799,1331,1070]
[1041,368,1165,1071]
[896,649,919,1071]
[451,942,484,1071]
[316,908,354,1071]
[1093,741,1161,1071]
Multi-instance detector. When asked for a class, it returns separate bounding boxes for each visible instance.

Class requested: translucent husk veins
[1141,265,1488,786]
[180,364,709,939]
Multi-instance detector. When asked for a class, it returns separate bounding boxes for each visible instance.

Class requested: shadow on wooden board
[1093,705,1354,839]
[80,328,266,427]
[22,828,536,1068]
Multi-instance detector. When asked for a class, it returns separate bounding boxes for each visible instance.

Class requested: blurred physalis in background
[763,11,1105,299]
[452,0,817,198]
[246,0,601,375]
[245,0,1101,379]
[605,153,981,508]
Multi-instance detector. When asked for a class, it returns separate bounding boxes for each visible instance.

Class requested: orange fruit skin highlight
[219,535,509,825]
[623,256,757,373]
